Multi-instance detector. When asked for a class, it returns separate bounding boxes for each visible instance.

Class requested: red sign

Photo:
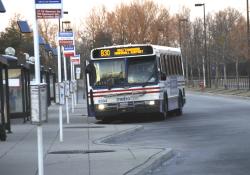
[64,52,75,57]
[36,9,61,19]
[71,58,80,64]
[59,40,74,46]
[70,55,80,64]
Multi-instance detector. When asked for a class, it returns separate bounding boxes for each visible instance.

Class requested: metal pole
[33,2,43,175]
[73,63,77,105]
[247,0,250,90]
[183,22,189,83]
[203,4,210,88]
[203,56,206,88]
[63,54,70,123]
[71,62,75,112]
[37,125,44,175]
[57,34,63,142]
[179,19,189,81]
[61,20,70,124]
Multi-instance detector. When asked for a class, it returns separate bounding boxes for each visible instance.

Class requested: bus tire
[161,94,168,120]
[176,91,183,116]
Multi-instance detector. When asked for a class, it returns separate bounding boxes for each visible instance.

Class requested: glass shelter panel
[8,69,23,113]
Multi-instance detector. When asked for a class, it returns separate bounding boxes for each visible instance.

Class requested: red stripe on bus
[92,90,161,98]
[91,87,160,94]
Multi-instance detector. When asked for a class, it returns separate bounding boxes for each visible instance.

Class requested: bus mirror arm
[85,63,95,74]
[85,63,96,86]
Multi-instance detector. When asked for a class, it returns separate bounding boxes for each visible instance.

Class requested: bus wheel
[176,92,183,116]
[162,94,168,120]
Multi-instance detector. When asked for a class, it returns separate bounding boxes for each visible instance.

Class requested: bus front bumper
[94,100,161,119]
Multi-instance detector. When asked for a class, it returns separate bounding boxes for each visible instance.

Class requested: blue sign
[64,45,75,51]
[59,32,73,38]
[35,0,61,4]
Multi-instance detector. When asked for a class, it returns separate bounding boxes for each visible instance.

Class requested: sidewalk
[0,98,172,175]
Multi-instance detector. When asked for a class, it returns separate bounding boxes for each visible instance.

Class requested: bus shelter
[0,55,10,139]
[4,55,30,121]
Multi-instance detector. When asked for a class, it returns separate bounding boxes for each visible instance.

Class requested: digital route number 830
[101,49,110,57]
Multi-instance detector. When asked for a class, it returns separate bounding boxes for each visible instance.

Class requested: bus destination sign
[92,45,153,59]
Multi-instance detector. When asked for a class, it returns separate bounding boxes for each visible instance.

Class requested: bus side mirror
[161,72,166,81]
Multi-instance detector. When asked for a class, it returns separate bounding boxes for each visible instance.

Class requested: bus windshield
[92,56,157,88]
[93,59,126,87]
[127,56,157,84]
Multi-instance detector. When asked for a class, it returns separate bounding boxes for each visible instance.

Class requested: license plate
[119,102,128,108]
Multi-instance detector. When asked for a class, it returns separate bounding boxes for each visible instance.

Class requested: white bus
[85,44,185,121]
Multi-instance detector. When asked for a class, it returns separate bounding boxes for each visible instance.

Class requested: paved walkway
[0,98,172,175]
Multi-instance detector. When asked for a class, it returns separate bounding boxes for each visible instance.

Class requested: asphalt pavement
[0,97,172,175]
[110,91,250,175]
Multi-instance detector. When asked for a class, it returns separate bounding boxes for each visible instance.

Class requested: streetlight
[195,3,210,88]
[178,18,188,81]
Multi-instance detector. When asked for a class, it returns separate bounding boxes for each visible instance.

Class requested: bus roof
[152,45,181,53]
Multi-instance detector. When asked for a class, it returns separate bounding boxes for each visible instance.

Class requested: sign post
[70,55,79,111]
[57,36,63,142]
[33,1,43,175]
[70,62,75,112]
[33,1,63,174]
[58,31,75,118]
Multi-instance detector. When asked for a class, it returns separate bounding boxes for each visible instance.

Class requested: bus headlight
[98,104,105,110]
[148,101,155,106]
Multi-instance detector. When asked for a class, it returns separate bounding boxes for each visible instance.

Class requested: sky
[0,0,247,32]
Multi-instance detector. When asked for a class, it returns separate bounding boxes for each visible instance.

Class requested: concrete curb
[93,125,144,145]
[125,148,173,175]
[93,125,173,175]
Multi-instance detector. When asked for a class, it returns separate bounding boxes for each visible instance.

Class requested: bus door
[85,62,96,117]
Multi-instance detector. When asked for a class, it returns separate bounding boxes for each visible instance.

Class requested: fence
[187,76,250,90]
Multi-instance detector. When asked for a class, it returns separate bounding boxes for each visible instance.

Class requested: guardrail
[187,76,250,90]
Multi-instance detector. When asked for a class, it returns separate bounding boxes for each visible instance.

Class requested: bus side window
[160,54,166,74]
[164,55,168,76]
[175,55,180,75]
[163,55,167,75]
[173,55,177,75]
[171,55,176,75]
[167,55,171,75]
[178,56,182,75]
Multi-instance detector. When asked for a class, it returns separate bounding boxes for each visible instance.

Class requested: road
[106,92,250,175]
